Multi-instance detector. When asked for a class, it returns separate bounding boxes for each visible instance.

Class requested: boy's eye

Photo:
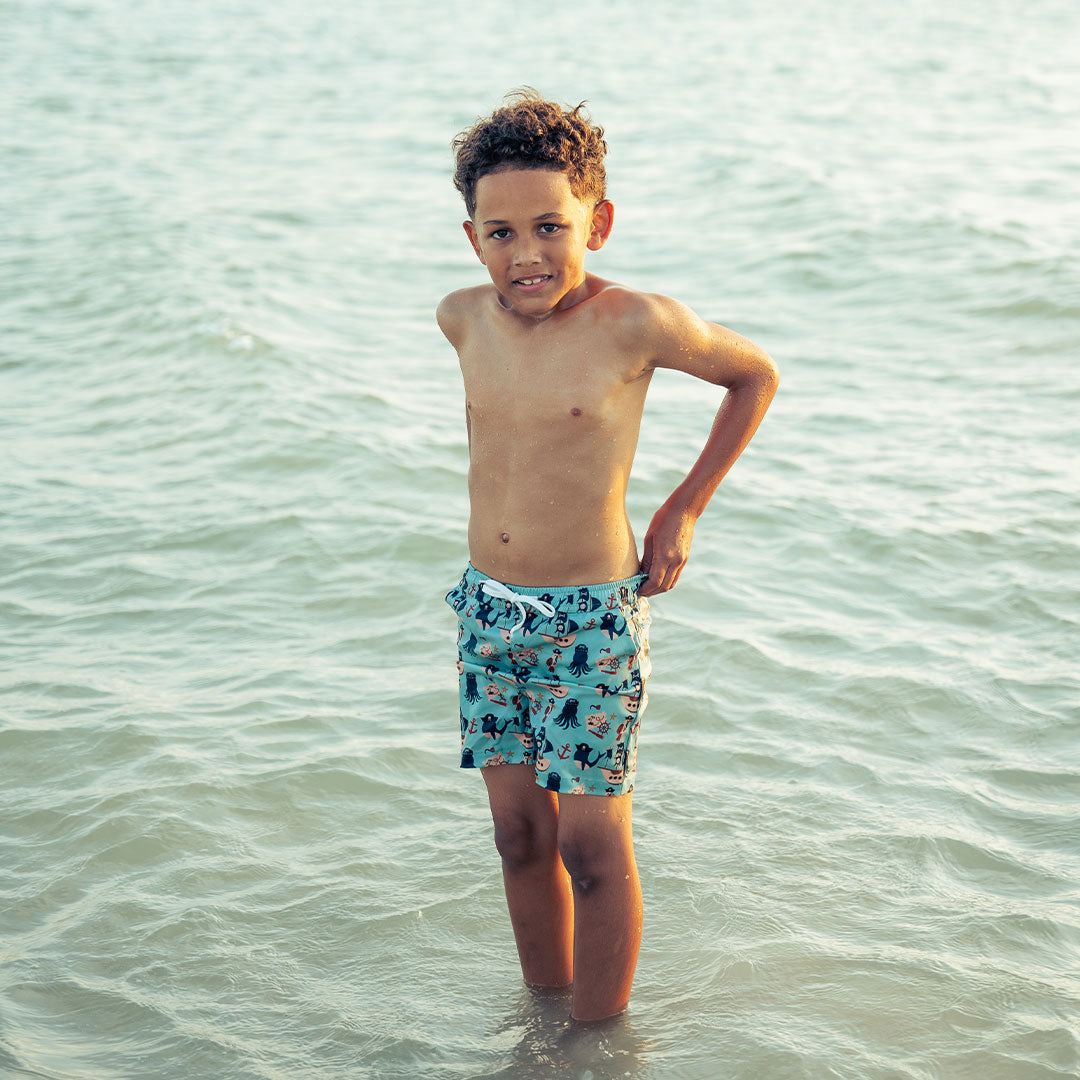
[491,228,510,239]
[539,223,560,234]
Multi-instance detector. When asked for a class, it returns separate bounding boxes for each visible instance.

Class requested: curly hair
[452,88,608,219]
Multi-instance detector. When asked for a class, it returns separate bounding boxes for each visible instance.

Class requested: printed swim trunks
[445,562,651,796]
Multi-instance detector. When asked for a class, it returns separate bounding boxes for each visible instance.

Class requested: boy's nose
[511,242,542,265]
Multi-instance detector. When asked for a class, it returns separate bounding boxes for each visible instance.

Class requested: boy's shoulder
[437,283,491,314]
[586,279,675,318]
[584,279,698,342]
[436,284,493,347]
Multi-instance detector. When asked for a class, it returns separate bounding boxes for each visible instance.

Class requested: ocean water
[2,0,1079,1077]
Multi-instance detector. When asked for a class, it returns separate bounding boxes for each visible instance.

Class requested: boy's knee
[492,814,552,872]
[557,835,609,894]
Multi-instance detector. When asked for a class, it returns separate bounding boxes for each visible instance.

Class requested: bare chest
[474,363,605,422]
[463,330,640,433]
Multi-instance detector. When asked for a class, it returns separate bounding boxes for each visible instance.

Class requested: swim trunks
[445,562,651,796]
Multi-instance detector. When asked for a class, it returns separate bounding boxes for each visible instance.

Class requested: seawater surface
[2,1,1079,1078]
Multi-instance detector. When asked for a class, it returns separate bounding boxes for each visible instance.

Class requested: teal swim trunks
[445,562,652,796]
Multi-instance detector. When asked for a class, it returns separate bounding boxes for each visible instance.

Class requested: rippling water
[3,1,1079,1077]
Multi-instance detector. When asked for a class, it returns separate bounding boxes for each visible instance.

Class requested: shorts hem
[459,757,536,769]
[459,758,638,796]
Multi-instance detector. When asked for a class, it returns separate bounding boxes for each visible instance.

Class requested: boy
[437,90,778,1022]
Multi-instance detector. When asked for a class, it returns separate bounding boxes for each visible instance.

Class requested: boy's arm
[635,294,779,597]
[436,291,471,449]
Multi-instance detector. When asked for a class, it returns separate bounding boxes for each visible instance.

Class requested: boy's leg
[482,763,574,988]
[556,791,642,1021]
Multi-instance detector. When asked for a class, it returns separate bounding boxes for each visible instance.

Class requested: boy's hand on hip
[639,499,697,597]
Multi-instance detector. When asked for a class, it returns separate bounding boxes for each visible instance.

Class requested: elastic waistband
[463,561,648,599]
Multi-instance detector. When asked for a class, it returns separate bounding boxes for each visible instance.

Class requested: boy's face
[463,167,613,320]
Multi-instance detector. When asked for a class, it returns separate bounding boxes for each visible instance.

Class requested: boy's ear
[587,200,614,251]
[463,220,486,265]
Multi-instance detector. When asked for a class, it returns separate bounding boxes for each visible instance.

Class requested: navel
[500,532,510,544]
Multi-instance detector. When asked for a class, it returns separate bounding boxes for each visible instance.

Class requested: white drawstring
[480,579,556,635]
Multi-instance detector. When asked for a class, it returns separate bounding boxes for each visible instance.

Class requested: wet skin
[437,166,779,595]
[437,166,777,1021]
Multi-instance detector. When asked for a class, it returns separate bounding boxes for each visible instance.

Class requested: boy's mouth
[513,275,551,290]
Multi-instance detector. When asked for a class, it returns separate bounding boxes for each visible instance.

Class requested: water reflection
[483,983,653,1079]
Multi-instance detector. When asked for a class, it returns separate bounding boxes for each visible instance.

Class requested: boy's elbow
[761,351,779,396]
[745,347,778,400]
